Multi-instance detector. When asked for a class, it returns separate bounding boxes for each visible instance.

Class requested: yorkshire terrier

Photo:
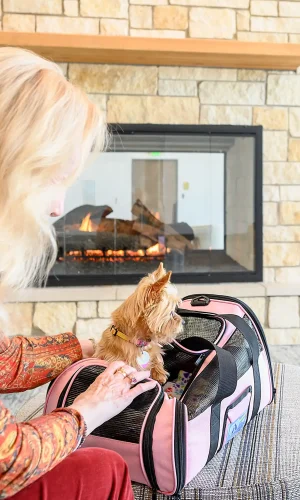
[94,263,183,384]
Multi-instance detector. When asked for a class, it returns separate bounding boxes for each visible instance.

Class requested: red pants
[9,448,134,500]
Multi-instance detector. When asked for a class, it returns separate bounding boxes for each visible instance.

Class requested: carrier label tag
[226,412,247,443]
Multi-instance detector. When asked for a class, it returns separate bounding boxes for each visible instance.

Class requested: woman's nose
[50,199,64,218]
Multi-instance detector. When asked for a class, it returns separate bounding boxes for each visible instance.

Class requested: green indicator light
[149,152,161,157]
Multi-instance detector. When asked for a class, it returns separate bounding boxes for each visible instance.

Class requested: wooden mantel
[1,31,300,70]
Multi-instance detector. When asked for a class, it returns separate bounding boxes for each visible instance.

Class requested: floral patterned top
[0,333,84,499]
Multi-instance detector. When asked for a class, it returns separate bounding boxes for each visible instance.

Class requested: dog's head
[133,263,183,345]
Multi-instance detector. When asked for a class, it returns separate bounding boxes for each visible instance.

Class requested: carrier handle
[191,337,238,406]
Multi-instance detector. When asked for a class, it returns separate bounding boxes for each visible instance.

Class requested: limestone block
[159,66,237,81]
[130,0,167,4]
[76,319,110,340]
[69,64,157,95]
[251,16,300,34]
[280,202,300,225]
[33,302,76,335]
[189,8,236,39]
[64,0,78,16]
[1,303,33,336]
[199,81,265,105]
[289,108,300,137]
[159,79,197,96]
[279,2,300,17]
[200,105,251,125]
[77,302,97,319]
[130,28,185,37]
[238,70,266,82]
[264,243,300,267]
[263,186,280,202]
[107,96,199,124]
[269,297,299,328]
[280,186,300,201]
[238,32,288,43]
[154,6,188,29]
[239,297,266,326]
[264,268,275,283]
[275,267,300,283]
[81,0,128,18]
[36,16,99,34]
[263,131,288,161]
[87,94,107,113]
[2,13,35,31]
[3,0,62,13]
[288,139,300,161]
[130,5,152,28]
[253,107,288,130]
[237,10,250,31]
[98,301,123,318]
[170,0,249,6]
[264,226,300,242]
[268,75,300,106]
[100,19,129,36]
[265,328,300,345]
[251,1,278,16]
[263,202,278,226]
[290,35,300,43]
[264,162,300,185]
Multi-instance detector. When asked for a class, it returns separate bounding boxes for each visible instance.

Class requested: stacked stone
[1,1,300,42]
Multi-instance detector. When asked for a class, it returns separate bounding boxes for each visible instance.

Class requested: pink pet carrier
[44,294,275,497]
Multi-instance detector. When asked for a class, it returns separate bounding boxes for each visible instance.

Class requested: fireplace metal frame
[47,124,263,286]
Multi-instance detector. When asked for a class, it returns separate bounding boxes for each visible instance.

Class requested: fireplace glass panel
[49,126,262,285]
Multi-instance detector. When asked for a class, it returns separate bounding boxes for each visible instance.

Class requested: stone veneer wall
[2,62,300,345]
[3,0,300,43]
[0,0,300,344]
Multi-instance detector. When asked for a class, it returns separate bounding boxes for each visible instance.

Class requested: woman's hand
[79,339,95,359]
[70,361,156,435]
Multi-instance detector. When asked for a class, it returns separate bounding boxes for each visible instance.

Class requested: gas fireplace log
[94,232,155,251]
[132,199,193,250]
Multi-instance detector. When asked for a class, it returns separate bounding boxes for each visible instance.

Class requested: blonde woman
[0,47,155,500]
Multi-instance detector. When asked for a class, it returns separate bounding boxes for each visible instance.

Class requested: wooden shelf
[1,31,300,70]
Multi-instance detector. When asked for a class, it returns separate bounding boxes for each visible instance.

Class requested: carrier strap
[193,338,237,464]
[220,314,261,419]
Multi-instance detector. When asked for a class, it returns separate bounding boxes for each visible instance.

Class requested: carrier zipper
[182,293,275,400]
[173,401,187,497]
[142,388,164,491]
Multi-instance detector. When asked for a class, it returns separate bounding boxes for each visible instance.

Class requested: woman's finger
[126,370,151,384]
[114,365,138,380]
[103,360,126,376]
[128,380,157,400]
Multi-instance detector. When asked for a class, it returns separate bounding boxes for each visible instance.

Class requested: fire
[79,213,97,232]
[65,243,171,263]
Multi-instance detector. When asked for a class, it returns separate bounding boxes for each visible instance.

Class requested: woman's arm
[0,333,83,393]
[0,400,85,499]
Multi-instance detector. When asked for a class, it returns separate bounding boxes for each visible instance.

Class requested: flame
[65,244,171,263]
[154,212,160,220]
[79,213,97,232]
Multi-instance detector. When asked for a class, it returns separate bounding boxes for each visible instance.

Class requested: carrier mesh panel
[243,314,263,352]
[178,316,222,343]
[182,327,252,421]
[64,365,159,444]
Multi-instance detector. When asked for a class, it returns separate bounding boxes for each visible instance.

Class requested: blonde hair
[0,47,106,291]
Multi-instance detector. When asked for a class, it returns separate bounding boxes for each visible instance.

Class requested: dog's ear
[152,262,166,280]
[151,270,172,294]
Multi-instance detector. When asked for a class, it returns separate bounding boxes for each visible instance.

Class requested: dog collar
[111,325,149,349]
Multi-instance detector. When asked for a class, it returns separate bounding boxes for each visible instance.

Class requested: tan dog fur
[94,263,183,384]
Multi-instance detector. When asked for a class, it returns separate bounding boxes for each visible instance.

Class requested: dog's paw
[151,368,168,385]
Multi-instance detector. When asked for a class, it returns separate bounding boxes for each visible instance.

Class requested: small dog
[94,263,183,384]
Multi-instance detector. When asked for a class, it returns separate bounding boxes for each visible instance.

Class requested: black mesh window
[178,316,222,343]
[64,365,159,444]
[182,327,253,421]
[243,314,263,352]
